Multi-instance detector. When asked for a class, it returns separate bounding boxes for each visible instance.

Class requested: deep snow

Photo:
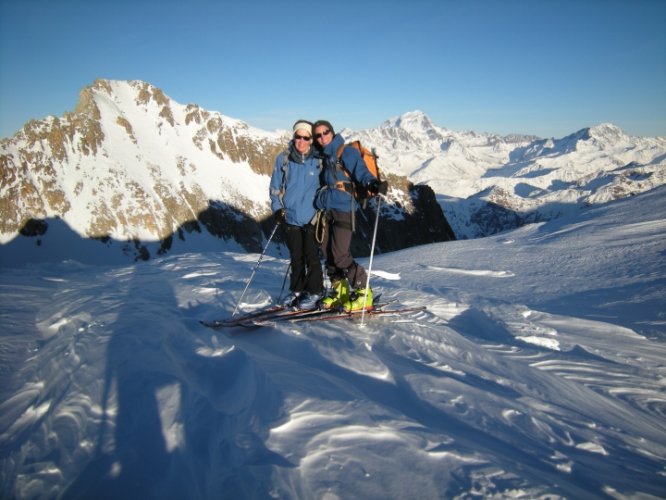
[1,187,665,499]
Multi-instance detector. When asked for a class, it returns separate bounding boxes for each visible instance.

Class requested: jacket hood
[288,140,316,163]
[319,133,345,158]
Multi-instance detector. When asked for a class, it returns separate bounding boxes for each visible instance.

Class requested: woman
[269,120,323,309]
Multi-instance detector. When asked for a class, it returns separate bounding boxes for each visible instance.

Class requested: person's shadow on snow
[64,264,291,499]
[64,267,185,499]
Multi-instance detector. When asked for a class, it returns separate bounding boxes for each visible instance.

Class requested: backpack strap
[334,143,357,231]
[335,144,355,190]
[335,144,352,178]
[269,149,290,208]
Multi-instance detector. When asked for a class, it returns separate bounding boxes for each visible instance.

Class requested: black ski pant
[321,210,368,289]
[284,223,323,295]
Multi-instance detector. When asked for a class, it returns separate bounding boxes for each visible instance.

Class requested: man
[312,120,387,312]
[269,120,323,309]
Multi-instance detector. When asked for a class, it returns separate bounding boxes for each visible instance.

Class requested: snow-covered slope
[1,186,664,498]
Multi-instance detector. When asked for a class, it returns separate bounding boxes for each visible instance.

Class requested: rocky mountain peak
[394,110,436,130]
[0,79,454,265]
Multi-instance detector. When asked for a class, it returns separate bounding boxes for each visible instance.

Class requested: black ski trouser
[321,210,368,289]
[284,223,323,295]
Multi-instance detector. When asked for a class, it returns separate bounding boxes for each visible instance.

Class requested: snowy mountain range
[0,80,451,266]
[1,79,665,266]
[349,111,666,238]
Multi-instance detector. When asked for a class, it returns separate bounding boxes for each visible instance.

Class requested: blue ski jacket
[314,133,377,213]
[269,142,321,227]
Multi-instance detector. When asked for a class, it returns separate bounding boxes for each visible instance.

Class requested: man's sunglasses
[293,134,312,141]
[314,130,332,140]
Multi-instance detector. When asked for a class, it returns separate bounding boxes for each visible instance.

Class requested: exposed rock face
[0,79,454,264]
[352,184,455,257]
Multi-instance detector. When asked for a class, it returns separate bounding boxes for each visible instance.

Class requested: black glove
[273,208,285,224]
[367,180,388,197]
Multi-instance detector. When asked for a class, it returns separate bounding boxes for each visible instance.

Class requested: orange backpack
[335,140,381,201]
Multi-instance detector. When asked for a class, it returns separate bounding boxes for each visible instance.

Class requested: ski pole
[232,223,279,317]
[360,194,383,326]
[277,262,291,304]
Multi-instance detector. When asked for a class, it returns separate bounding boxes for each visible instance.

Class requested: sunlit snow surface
[1,188,665,498]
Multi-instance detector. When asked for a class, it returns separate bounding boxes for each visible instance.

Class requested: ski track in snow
[1,189,666,498]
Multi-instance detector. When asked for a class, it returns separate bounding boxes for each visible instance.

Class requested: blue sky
[1,0,665,139]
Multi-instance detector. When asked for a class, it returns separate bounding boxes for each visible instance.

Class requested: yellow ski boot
[345,286,373,312]
[321,279,350,310]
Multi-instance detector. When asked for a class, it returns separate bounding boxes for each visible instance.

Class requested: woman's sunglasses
[314,130,331,140]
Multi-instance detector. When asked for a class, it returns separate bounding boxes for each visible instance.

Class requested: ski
[241,305,332,325]
[291,305,427,324]
[236,306,336,328]
[203,294,387,329]
[201,303,333,329]
[239,298,393,327]
[241,301,421,327]
[200,304,287,328]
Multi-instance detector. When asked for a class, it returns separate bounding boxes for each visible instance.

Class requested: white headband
[292,121,312,136]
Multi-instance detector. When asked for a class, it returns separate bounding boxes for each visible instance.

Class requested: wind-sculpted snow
[0,187,665,498]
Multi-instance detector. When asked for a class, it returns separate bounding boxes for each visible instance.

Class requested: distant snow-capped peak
[387,110,438,132]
